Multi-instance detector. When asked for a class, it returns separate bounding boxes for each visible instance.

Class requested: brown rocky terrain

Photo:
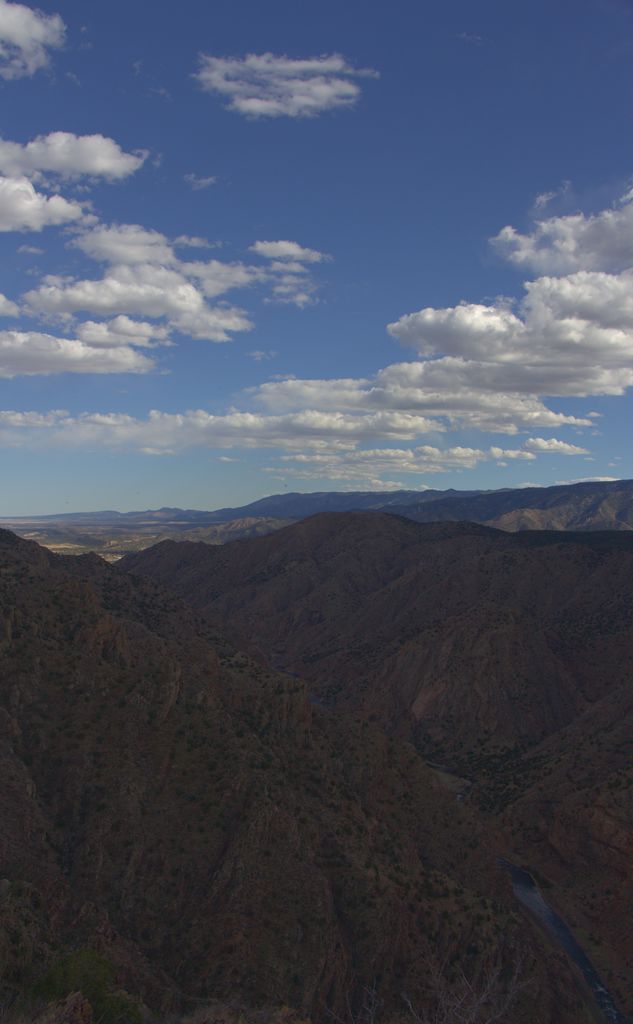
[121,513,633,1017]
[0,527,594,1024]
[390,479,633,532]
[120,514,633,753]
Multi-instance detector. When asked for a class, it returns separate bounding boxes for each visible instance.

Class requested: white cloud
[523,437,589,455]
[250,239,329,263]
[0,175,85,231]
[524,269,633,330]
[251,368,591,434]
[277,444,488,481]
[38,219,331,318]
[489,446,536,461]
[21,217,328,338]
[72,223,175,264]
[267,274,319,308]
[0,0,64,80]
[265,438,589,485]
[388,272,633,400]
[24,262,253,342]
[0,407,445,452]
[491,188,633,274]
[0,293,18,316]
[195,52,378,119]
[18,219,333,358]
[17,243,43,254]
[0,132,146,181]
[184,172,217,190]
[250,239,329,306]
[183,258,266,298]
[245,189,633,478]
[0,330,154,377]
[75,316,171,349]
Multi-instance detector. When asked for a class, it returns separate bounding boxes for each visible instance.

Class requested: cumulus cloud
[184,258,266,298]
[194,52,378,118]
[24,262,253,342]
[277,444,488,482]
[239,189,633,482]
[213,188,633,484]
[72,223,175,264]
[523,437,589,455]
[0,0,64,80]
[266,436,587,485]
[0,330,154,377]
[0,132,147,181]
[267,274,319,308]
[8,179,627,483]
[388,274,633,399]
[489,446,536,461]
[524,269,633,330]
[0,407,444,452]
[28,221,330,325]
[0,293,18,316]
[0,398,599,489]
[252,368,592,434]
[250,239,329,263]
[75,316,171,349]
[491,188,633,274]
[0,175,85,231]
[250,238,329,306]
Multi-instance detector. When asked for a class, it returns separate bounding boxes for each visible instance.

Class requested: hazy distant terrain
[2,478,632,559]
[0,513,293,560]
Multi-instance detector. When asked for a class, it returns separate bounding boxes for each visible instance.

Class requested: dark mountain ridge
[0,526,594,1023]
[121,512,633,1017]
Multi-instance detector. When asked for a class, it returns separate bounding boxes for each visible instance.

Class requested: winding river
[498,858,630,1024]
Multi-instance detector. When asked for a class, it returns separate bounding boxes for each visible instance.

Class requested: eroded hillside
[0,528,593,1023]
[121,513,633,1018]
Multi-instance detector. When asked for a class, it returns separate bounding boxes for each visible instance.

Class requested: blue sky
[1,0,632,513]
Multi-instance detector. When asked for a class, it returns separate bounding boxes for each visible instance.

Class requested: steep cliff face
[0,528,593,1024]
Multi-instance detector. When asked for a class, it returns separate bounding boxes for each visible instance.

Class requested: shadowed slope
[121,513,633,1016]
[0,527,593,1023]
[121,513,633,753]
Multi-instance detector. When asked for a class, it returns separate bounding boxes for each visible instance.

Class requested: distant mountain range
[1,478,632,560]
